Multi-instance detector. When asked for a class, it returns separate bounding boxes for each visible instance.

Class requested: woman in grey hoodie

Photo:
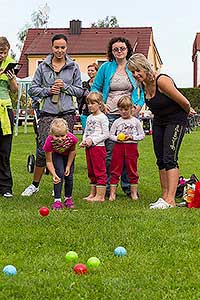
[21,33,84,198]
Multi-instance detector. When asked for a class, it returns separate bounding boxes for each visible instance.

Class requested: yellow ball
[117,132,126,141]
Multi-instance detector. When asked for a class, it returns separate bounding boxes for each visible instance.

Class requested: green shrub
[179,88,200,112]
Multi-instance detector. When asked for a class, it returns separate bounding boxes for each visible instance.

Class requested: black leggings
[152,123,186,170]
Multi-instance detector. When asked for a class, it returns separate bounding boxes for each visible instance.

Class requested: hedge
[179,88,200,112]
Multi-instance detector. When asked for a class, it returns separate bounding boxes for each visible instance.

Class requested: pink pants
[110,143,139,185]
[86,146,107,186]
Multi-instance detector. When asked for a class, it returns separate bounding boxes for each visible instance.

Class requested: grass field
[0,125,200,300]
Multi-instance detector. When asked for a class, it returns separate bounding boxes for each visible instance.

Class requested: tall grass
[0,126,200,300]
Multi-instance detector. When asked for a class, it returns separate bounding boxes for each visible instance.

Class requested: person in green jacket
[0,37,18,197]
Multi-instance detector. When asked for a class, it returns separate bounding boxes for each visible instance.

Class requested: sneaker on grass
[21,184,39,196]
[150,198,175,209]
[52,201,64,210]
[64,197,75,209]
[3,192,13,198]
[149,197,164,207]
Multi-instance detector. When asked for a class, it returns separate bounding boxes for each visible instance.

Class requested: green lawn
[0,125,200,300]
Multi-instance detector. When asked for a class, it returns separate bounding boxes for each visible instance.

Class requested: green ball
[65,251,78,262]
[87,257,100,268]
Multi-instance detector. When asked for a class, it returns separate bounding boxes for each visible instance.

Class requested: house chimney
[69,20,82,35]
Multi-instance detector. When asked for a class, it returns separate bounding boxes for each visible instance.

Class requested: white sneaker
[150,198,175,209]
[21,184,39,196]
[149,197,164,207]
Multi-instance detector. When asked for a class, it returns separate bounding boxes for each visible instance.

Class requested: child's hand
[64,166,70,177]
[80,141,86,148]
[124,135,133,141]
[85,138,93,147]
[53,174,61,184]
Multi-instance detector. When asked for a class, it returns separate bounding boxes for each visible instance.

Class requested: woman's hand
[6,70,16,81]
[54,79,64,88]
[188,107,196,117]
[50,84,60,95]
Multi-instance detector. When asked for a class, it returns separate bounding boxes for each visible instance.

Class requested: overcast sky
[1,0,200,87]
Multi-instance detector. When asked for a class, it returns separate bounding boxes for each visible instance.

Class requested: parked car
[13,109,35,126]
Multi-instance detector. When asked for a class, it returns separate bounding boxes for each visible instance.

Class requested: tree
[16,3,50,51]
[91,16,119,28]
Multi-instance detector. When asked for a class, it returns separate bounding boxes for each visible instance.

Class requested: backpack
[176,174,199,198]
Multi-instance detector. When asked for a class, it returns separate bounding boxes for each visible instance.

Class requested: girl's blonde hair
[127,53,155,82]
[86,92,105,113]
[117,96,133,109]
[49,118,69,136]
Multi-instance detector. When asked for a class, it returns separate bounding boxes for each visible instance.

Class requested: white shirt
[109,116,145,143]
[83,112,109,146]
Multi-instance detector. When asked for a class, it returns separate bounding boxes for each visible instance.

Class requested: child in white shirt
[80,92,109,202]
[109,96,145,201]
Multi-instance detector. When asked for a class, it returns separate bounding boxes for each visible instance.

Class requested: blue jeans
[52,152,74,199]
[106,114,130,195]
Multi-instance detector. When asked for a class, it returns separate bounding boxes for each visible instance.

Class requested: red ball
[73,263,87,275]
[39,207,49,216]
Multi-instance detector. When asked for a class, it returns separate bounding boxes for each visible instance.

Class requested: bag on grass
[176,174,199,198]
[188,182,200,208]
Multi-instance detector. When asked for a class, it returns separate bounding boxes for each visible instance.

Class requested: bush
[179,88,200,112]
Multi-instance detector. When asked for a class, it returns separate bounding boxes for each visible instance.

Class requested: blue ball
[3,265,17,276]
[114,246,127,257]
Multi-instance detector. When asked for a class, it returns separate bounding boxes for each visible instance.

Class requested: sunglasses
[112,46,127,53]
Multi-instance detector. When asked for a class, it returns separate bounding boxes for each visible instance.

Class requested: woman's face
[52,39,67,60]
[129,66,147,83]
[0,47,9,63]
[111,41,128,60]
[87,66,97,79]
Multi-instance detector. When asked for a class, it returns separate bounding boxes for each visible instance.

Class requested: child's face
[87,101,101,114]
[0,47,9,63]
[118,106,132,119]
[52,130,67,142]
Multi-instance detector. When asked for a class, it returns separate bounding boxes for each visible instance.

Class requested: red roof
[18,26,153,78]
[192,33,200,61]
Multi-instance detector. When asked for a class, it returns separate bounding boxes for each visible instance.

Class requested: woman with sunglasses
[91,37,144,198]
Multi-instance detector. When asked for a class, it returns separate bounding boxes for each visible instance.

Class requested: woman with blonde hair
[128,53,196,209]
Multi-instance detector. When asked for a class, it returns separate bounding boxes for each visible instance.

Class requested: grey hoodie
[28,54,84,114]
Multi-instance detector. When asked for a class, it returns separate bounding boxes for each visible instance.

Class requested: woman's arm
[157,75,191,113]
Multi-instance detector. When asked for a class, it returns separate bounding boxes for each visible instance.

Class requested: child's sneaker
[64,197,75,209]
[52,201,64,210]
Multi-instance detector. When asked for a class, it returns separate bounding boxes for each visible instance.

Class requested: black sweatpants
[152,122,186,171]
[0,109,14,195]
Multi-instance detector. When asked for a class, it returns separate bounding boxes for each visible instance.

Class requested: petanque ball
[114,246,127,257]
[73,263,87,275]
[87,257,100,268]
[39,207,49,216]
[65,251,78,262]
[3,265,17,276]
